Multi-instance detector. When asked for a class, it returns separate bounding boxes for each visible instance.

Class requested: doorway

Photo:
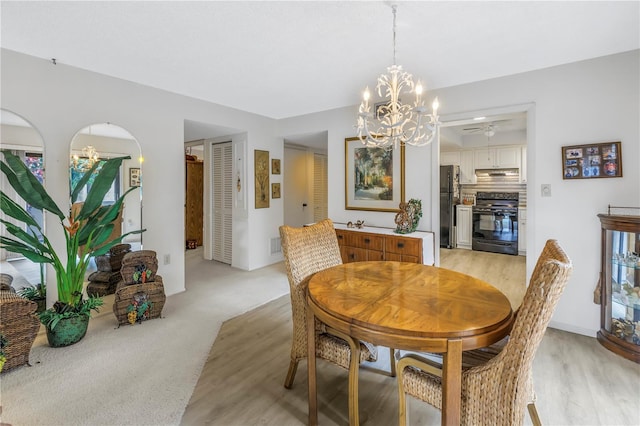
[282,131,328,227]
[438,107,531,287]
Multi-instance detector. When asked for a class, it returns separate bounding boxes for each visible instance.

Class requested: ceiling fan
[462,119,510,136]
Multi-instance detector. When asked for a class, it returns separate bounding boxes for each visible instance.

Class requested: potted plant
[18,283,47,313]
[0,333,7,372]
[0,150,144,347]
[17,264,47,313]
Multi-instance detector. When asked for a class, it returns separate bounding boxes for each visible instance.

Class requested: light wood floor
[181,250,640,426]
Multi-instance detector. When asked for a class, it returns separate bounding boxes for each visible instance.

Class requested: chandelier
[71,145,100,171]
[356,5,440,149]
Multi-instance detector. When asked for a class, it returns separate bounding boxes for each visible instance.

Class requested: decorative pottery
[34,298,46,314]
[394,198,423,234]
[46,315,89,347]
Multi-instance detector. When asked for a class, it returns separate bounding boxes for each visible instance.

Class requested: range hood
[475,168,520,179]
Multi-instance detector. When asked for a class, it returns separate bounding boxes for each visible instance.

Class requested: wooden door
[185,159,204,246]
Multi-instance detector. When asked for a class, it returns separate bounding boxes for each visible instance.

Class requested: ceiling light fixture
[71,145,100,171]
[356,4,440,149]
[484,124,496,138]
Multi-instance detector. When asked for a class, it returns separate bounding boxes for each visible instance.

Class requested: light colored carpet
[0,249,289,425]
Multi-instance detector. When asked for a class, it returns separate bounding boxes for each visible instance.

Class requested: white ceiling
[2,1,638,121]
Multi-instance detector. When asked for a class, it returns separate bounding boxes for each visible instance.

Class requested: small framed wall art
[271,158,281,175]
[271,183,281,199]
[129,168,141,187]
[562,141,622,179]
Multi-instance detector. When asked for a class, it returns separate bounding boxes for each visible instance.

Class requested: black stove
[472,192,519,255]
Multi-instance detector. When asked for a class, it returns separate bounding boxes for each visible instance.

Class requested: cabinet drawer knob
[364,238,370,244]
[397,242,405,248]
[337,235,343,240]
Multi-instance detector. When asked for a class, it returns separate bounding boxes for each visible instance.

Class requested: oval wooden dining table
[306,261,514,426]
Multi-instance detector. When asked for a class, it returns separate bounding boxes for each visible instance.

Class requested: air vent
[475,168,520,181]
[270,237,282,255]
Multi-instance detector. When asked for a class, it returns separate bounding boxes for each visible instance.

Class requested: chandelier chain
[392,5,397,66]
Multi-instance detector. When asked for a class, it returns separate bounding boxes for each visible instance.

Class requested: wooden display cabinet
[597,214,640,363]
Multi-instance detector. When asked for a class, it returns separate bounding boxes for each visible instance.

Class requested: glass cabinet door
[605,229,640,345]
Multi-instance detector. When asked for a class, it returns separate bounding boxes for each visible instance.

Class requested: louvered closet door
[212,142,233,264]
[313,153,328,222]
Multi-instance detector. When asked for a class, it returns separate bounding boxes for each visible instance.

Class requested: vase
[34,298,46,314]
[46,315,89,347]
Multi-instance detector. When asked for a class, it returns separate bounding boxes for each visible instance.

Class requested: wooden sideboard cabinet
[335,229,384,262]
[334,223,435,265]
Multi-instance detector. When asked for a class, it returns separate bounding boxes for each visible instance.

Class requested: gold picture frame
[271,183,281,199]
[344,137,404,212]
[254,150,270,208]
[271,158,281,174]
[562,141,622,179]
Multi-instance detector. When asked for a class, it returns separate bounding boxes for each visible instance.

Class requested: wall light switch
[164,254,171,265]
[541,184,552,197]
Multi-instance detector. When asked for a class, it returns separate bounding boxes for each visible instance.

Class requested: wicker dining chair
[279,219,379,420]
[397,239,573,426]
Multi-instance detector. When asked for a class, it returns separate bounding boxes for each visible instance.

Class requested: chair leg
[389,347,397,377]
[527,402,542,426]
[284,359,298,389]
[397,362,407,426]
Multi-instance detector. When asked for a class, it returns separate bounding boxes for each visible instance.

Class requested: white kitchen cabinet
[518,207,526,255]
[459,150,475,184]
[456,205,472,250]
[474,146,521,169]
[441,151,461,165]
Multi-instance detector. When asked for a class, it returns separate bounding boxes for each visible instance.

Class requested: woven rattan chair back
[279,219,343,378]
[486,239,573,424]
[398,239,573,426]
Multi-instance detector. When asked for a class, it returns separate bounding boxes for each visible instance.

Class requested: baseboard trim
[549,320,597,338]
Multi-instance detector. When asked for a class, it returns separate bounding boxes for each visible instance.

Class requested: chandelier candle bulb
[362,87,370,109]
[415,82,423,105]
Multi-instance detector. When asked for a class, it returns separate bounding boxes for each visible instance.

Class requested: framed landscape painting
[344,136,404,212]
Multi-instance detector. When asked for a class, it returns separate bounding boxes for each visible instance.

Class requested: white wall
[278,50,640,337]
[1,49,285,304]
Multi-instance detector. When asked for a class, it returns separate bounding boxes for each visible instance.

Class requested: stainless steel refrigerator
[440,165,460,248]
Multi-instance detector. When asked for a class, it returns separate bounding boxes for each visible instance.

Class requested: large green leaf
[77,156,130,220]
[0,150,65,219]
[90,229,145,257]
[0,236,51,263]
[0,219,48,252]
[87,224,115,249]
[0,191,40,229]
[70,160,101,204]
